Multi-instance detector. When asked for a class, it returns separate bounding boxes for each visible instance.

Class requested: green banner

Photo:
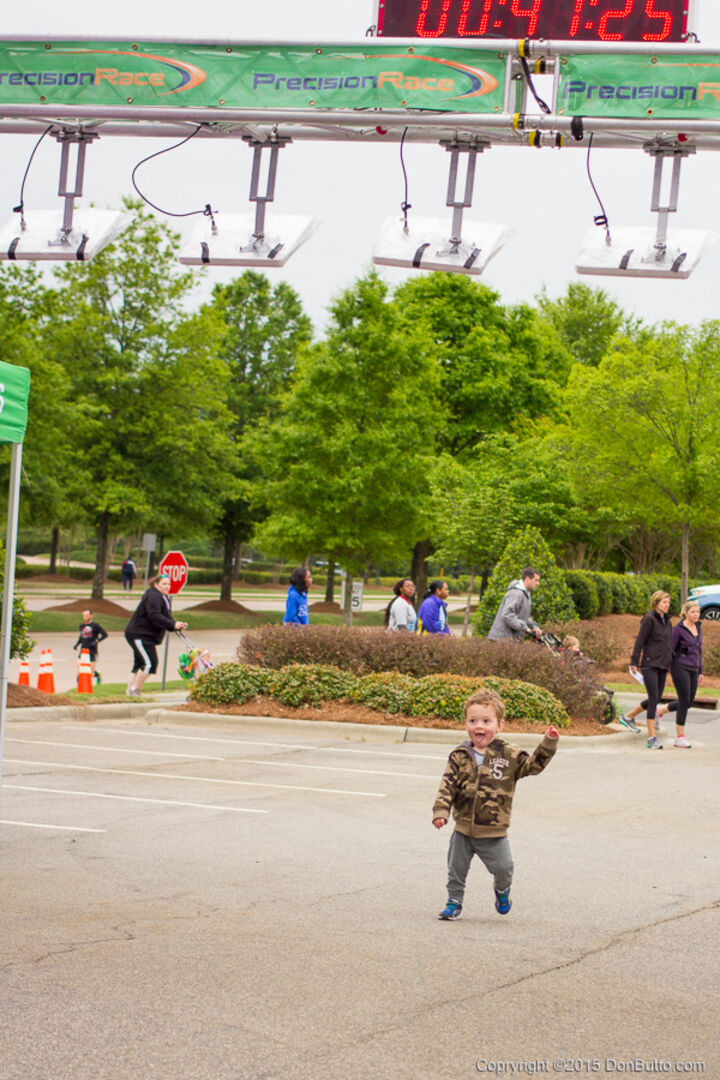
[558,53,720,120]
[0,361,30,444]
[0,40,506,114]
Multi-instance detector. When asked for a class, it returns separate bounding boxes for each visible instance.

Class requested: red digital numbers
[598,0,633,40]
[415,0,452,37]
[509,0,542,37]
[457,0,492,36]
[643,0,673,41]
[391,0,683,43]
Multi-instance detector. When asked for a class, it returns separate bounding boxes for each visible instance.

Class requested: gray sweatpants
[447,831,514,903]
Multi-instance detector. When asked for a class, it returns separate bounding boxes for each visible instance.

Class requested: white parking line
[7,736,434,778]
[5,784,267,814]
[91,726,449,762]
[0,818,105,833]
[6,759,387,798]
[6,737,224,761]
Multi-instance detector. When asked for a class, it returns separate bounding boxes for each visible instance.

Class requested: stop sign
[158,550,189,594]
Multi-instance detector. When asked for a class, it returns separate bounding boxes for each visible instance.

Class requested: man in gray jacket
[488,567,542,642]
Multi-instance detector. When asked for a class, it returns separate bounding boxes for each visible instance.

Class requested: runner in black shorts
[124,574,188,695]
[74,609,108,685]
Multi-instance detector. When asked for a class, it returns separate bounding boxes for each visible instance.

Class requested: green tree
[563,321,720,598]
[536,282,628,367]
[45,202,237,599]
[474,526,576,636]
[0,265,82,560]
[391,273,570,594]
[201,272,313,601]
[250,270,442,621]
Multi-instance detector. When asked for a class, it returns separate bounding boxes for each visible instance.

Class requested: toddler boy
[432,688,559,920]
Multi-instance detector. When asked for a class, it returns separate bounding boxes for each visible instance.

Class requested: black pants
[641,666,667,720]
[670,662,699,728]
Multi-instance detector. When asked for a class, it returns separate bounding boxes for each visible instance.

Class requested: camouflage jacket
[432,735,557,838]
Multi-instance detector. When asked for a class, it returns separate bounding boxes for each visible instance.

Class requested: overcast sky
[2,1,720,334]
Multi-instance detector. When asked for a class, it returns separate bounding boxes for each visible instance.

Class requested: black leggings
[670,662,699,728]
[640,666,667,720]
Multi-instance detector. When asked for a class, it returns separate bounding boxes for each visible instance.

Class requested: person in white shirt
[384,578,417,632]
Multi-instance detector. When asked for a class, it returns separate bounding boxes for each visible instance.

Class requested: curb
[6,702,161,722]
[7,704,639,748]
[141,708,636,748]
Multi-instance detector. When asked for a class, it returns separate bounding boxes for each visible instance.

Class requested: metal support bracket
[51,129,99,246]
[643,139,696,261]
[439,137,490,255]
[240,135,291,251]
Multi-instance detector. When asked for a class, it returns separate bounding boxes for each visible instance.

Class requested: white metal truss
[1,36,720,151]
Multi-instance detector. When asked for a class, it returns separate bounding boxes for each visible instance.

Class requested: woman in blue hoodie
[417,580,451,635]
[283,566,312,625]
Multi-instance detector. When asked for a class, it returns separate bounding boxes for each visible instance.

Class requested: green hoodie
[432,735,557,839]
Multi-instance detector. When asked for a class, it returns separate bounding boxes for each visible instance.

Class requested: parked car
[687,585,720,620]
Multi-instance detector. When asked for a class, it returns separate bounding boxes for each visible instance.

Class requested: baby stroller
[533,630,619,725]
[176,630,214,692]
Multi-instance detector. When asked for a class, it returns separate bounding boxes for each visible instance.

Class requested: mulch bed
[177,695,611,736]
[7,683,76,707]
[183,599,261,616]
[308,601,343,613]
[44,598,131,616]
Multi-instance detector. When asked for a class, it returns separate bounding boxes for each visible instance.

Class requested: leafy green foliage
[249,270,442,575]
[474,526,576,635]
[41,202,238,596]
[564,570,600,621]
[192,662,269,705]
[563,321,720,595]
[537,282,627,368]
[238,624,606,720]
[191,662,569,727]
[393,274,570,457]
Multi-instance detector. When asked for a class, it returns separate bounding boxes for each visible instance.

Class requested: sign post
[158,551,189,690]
[0,361,31,796]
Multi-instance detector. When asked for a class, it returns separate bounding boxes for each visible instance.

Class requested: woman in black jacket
[630,590,673,749]
[125,574,188,695]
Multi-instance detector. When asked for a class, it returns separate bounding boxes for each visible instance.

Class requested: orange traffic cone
[18,658,30,686]
[45,648,56,694]
[77,649,93,695]
[37,650,52,693]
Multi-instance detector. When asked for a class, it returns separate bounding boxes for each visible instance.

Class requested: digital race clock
[376,0,691,43]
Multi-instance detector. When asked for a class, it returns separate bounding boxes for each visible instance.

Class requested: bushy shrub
[408,674,481,723]
[587,572,613,616]
[564,570,599,621]
[264,664,358,707]
[474,526,576,636]
[238,625,606,721]
[544,620,623,669]
[191,663,570,727]
[481,676,569,729]
[350,672,416,714]
[191,662,270,706]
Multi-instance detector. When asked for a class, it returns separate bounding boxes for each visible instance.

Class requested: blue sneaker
[618,715,641,733]
[646,736,663,750]
[494,888,512,915]
[438,899,462,921]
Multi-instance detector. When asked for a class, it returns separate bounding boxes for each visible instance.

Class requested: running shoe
[438,899,463,921]
[494,888,512,915]
[618,715,641,733]
[646,736,663,750]
[674,735,692,748]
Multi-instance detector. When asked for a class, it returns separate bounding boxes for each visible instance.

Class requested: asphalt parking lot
[1,711,719,1080]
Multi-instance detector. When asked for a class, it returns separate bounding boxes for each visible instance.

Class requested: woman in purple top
[659,598,703,749]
